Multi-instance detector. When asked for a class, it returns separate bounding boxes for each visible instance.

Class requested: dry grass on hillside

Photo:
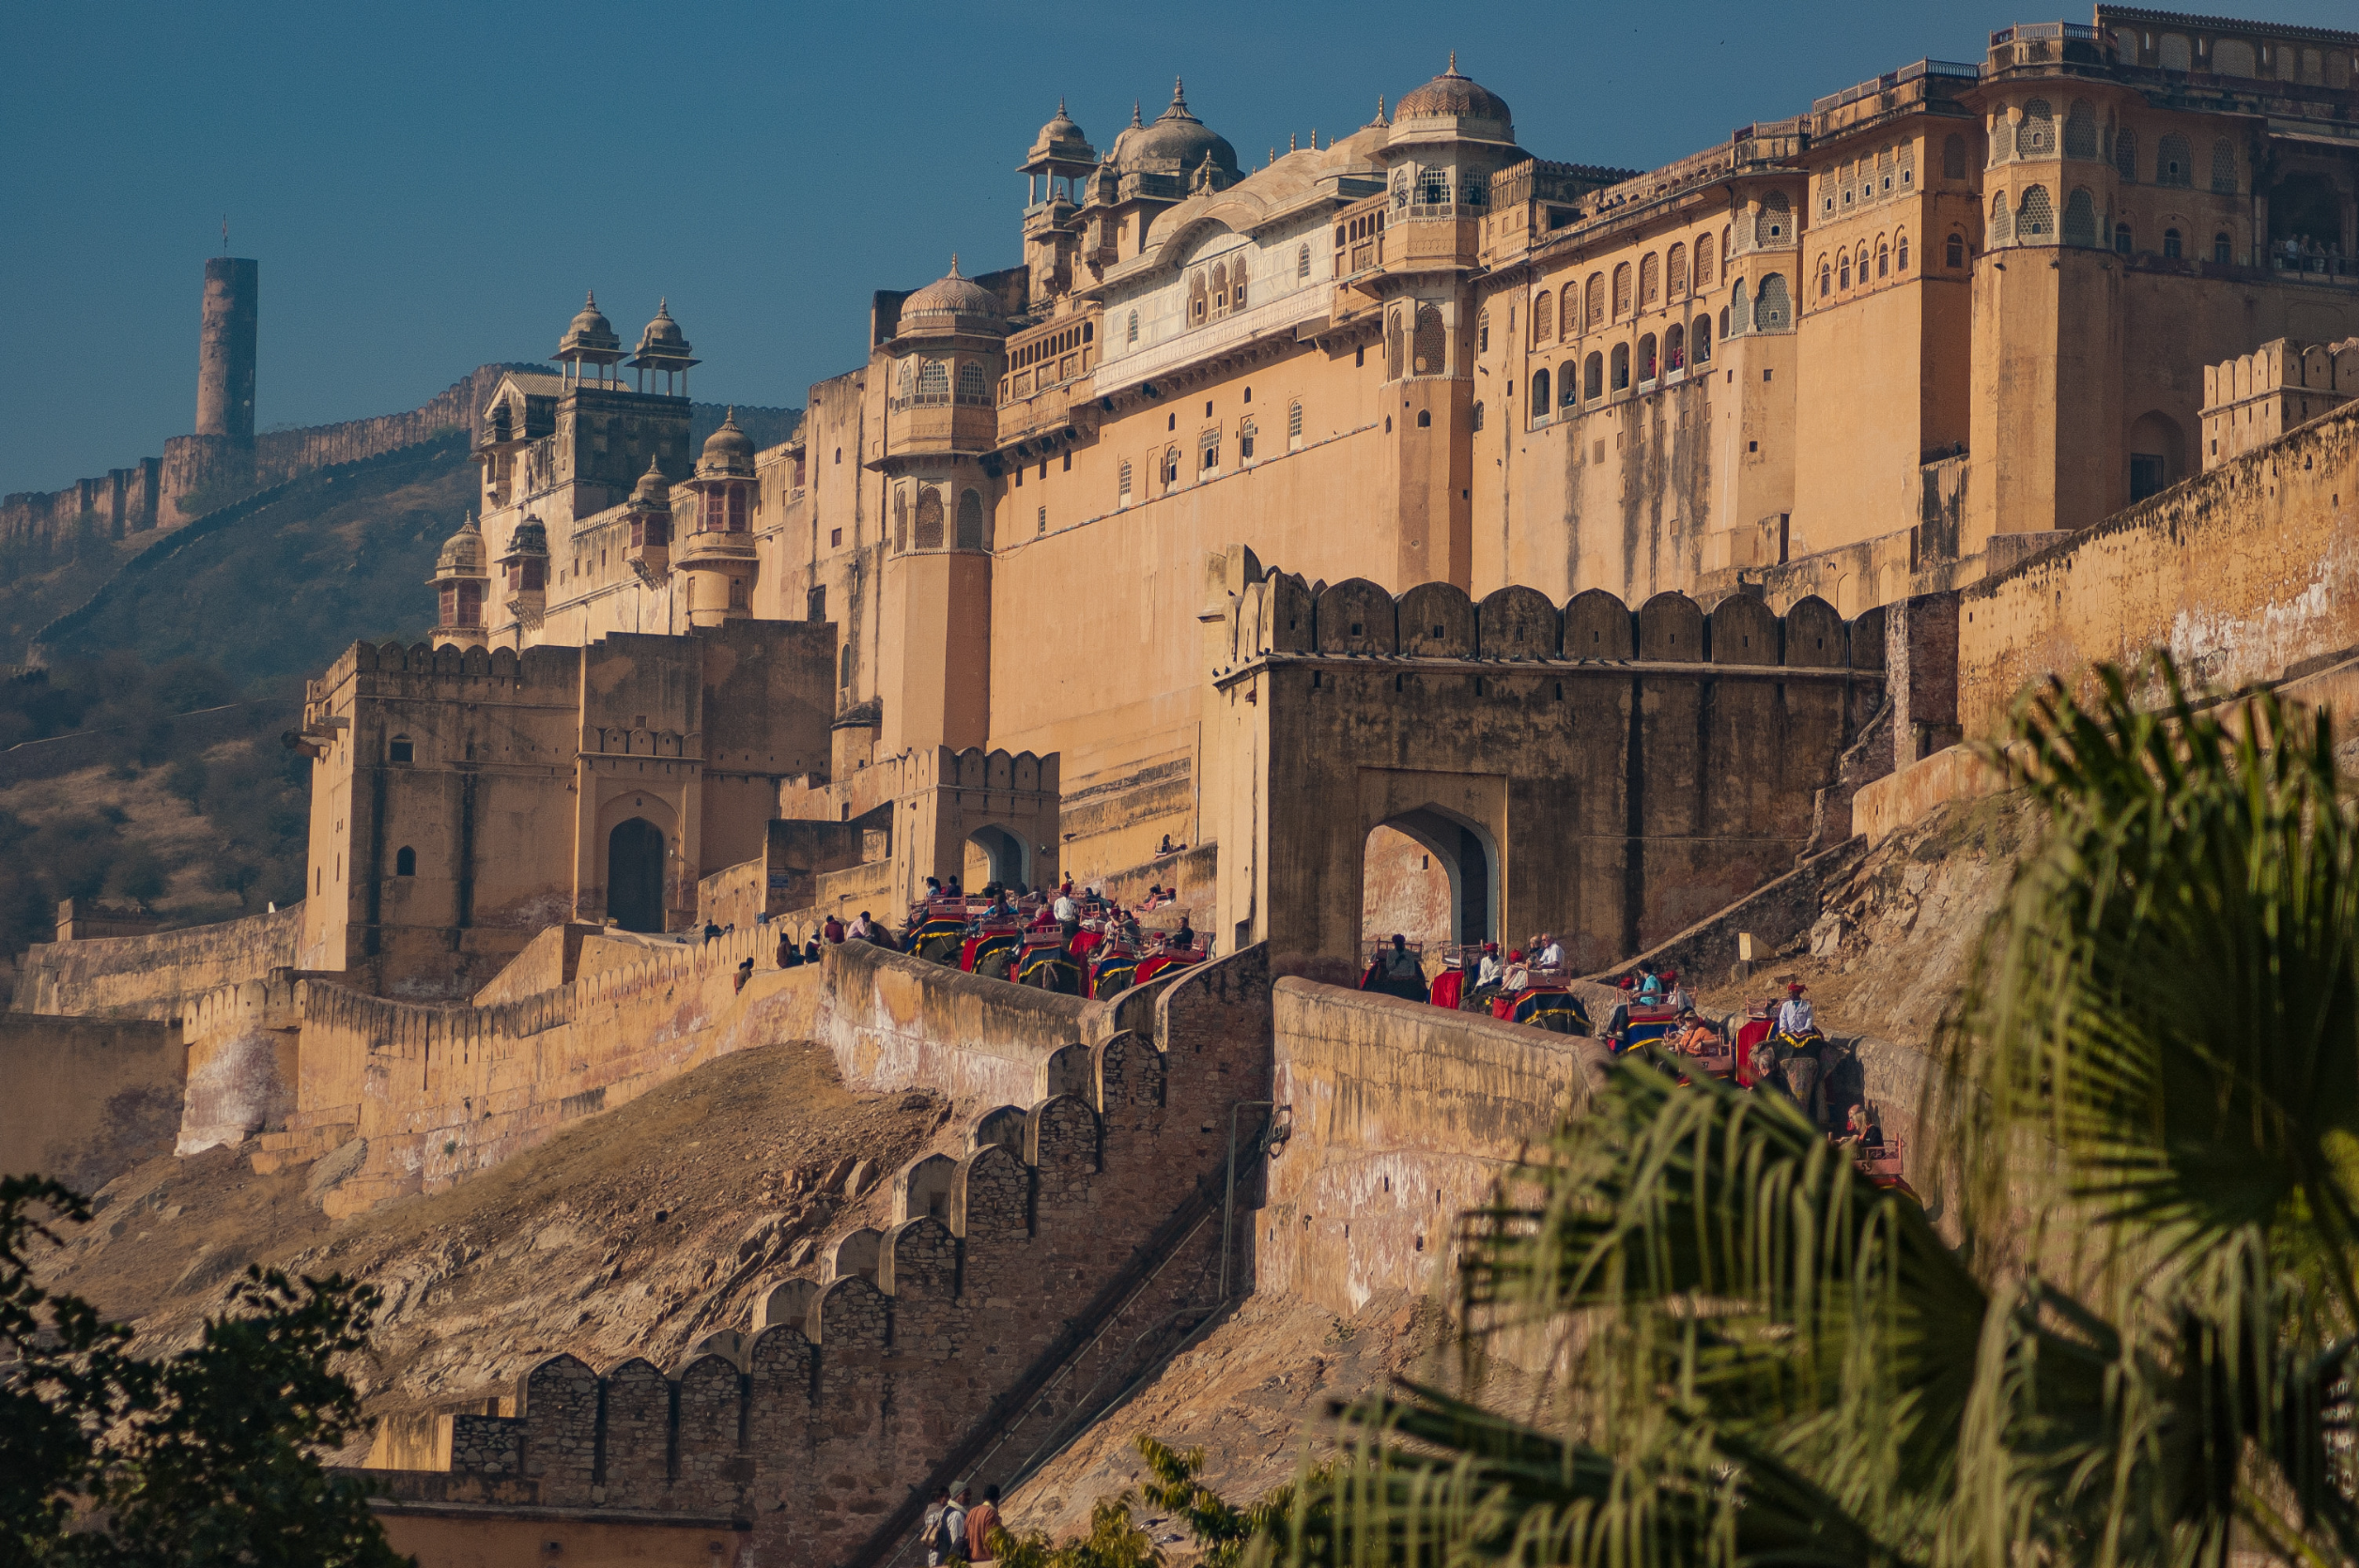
[28,1040,957,1453]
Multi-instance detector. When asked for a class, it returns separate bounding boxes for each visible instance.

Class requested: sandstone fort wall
[0,1012,184,1193]
[11,903,302,1019]
[1957,400,2359,737]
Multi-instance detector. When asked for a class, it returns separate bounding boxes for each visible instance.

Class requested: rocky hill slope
[26,1040,953,1460]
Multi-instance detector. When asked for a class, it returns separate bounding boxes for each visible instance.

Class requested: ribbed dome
[1394,54,1514,134]
[504,516,548,558]
[558,290,621,358]
[636,299,688,353]
[435,512,486,574]
[1025,99,1094,167]
[630,456,672,508]
[697,409,756,477]
[902,256,1004,329]
[1119,79,1238,182]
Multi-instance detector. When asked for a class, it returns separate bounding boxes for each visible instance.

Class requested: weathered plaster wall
[10,903,301,1018]
[0,1012,184,1192]
[1957,401,2359,738]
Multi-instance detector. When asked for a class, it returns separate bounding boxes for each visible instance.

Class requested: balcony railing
[1989,21,2099,46]
[2270,253,2359,282]
[1812,58,1981,115]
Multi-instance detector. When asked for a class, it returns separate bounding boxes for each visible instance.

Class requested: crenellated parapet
[356,942,1272,1568]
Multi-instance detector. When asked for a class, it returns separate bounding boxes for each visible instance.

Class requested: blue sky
[4,0,2348,491]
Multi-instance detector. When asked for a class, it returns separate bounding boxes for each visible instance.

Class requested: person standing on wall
[964,1484,1001,1564]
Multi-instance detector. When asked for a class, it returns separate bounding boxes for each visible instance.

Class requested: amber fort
[8,6,2359,1564]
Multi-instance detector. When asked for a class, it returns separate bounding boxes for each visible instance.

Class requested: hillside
[26,1040,951,1458]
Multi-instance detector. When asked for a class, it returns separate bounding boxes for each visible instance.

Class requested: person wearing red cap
[1776,980,1814,1039]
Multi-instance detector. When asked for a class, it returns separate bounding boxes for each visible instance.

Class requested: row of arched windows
[1817,144,1919,215]
[892,484,987,552]
[2111,128,2237,192]
[1526,316,1715,423]
[1530,229,1722,347]
[1187,257,1251,326]
[1815,232,1912,297]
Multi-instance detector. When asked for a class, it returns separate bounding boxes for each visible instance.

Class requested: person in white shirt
[1052,890,1078,924]
[1474,943,1503,989]
[1776,981,1816,1038]
[1535,933,1565,969]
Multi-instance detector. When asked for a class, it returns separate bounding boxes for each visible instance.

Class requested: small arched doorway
[1361,807,1495,948]
[964,825,1029,891]
[2128,410,2184,501]
[607,818,666,932]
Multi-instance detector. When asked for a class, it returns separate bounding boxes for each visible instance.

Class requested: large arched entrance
[1361,806,1495,947]
[964,824,1029,890]
[607,818,667,932]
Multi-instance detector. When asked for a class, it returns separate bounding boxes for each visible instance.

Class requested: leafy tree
[986,1437,1326,1568]
[0,1175,404,1567]
[1242,655,2359,1567]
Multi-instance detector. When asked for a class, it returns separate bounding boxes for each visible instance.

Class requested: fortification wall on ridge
[10,903,302,1019]
[353,944,1273,1568]
[1958,400,2359,737]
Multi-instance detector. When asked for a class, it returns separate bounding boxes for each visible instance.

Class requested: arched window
[2163,227,2182,258]
[2114,223,2133,254]
[955,489,984,550]
[2065,100,2098,158]
[2213,231,2232,263]
[1692,315,1711,363]
[2017,100,2054,157]
[957,362,987,402]
[1755,273,1791,331]
[1755,190,1790,245]
[1638,333,1657,381]
[1665,322,1686,371]
[1729,278,1750,335]
[2063,188,2098,247]
[1418,165,1449,205]
[917,359,948,402]
[1415,408,1431,427]
[893,485,908,551]
[2114,127,2139,182]
[1611,343,1630,391]
[1639,252,1660,307]
[1118,459,1133,504]
[2017,185,2053,240]
[1287,400,1303,448]
[1126,310,1139,345]
[1559,362,1576,407]
[1721,225,1732,269]
[1611,262,1632,317]
[1876,239,1890,277]
[1163,446,1180,488]
[1296,243,1310,279]
[1989,192,2013,245]
[1386,309,1404,379]
[1530,368,1550,416]
[1210,261,1229,315]
[1232,268,1247,311]
[1819,256,1832,297]
[1667,243,1688,296]
[1471,401,1484,431]
[1719,305,1730,339]
[840,644,853,688]
[1583,351,1603,400]
[2158,132,2192,187]
[2213,38,2254,75]
[1585,272,1605,328]
[1476,307,1489,353]
[1532,289,1554,343]
[1949,231,1967,267]
[395,846,416,877]
[1839,253,1851,290]
[1694,235,1714,287]
[1188,270,1208,325]
[1897,232,1910,270]
[1988,109,2012,164]
[2210,138,2236,193]
[1944,133,1967,179]
[913,487,944,549]
[1411,303,1445,376]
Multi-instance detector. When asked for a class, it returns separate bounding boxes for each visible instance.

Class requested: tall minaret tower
[195,257,258,444]
[162,254,259,526]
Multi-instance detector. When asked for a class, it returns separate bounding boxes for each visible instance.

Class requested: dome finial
[584,288,596,308]
[1173,75,1185,104]
[1131,100,1142,127]
[1448,49,1457,72]
[1058,95,1067,114]
[1377,92,1386,121]
[948,252,961,277]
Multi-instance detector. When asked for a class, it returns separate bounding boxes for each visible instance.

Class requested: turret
[428,512,490,651]
[495,515,549,628]
[623,457,672,582]
[678,411,758,627]
[628,299,699,397]
[555,291,624,389]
